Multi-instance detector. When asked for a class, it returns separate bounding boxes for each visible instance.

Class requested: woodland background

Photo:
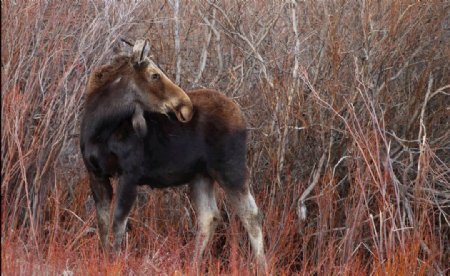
[1,0,449,274]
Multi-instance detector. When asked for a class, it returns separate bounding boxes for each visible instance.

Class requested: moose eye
[151,73,160,80]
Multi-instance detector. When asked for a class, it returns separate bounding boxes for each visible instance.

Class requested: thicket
[2,1,449,274]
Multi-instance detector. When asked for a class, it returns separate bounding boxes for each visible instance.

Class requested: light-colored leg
[96,201,111,250]
[89,174,113,251]
[227,189,267,272]
[112,176,137,253]
[190,176,220,269]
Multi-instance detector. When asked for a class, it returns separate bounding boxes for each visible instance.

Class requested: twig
[297,152,326,223]
[168,0,182,84]
[415,74,433,186]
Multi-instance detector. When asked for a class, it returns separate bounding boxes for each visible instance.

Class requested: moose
[80,39,267,271]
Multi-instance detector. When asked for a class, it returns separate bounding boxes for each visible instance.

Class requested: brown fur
[85,53,192,123]
[86,55,130,96]
[188,89,246,132]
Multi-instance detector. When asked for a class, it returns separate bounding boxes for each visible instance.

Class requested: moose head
[125,39,193,123]
[84,38,194,138]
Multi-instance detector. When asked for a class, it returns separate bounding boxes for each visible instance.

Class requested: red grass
[2,0,449,274]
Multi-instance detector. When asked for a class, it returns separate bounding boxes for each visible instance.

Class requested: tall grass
[2,0,449,274]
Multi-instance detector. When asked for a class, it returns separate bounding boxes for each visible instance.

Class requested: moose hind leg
[226,188,267,271]
[112,175,138,253]
[190,176,220,267]
[89,174,113,251]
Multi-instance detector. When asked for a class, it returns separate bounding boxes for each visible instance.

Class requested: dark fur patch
[81,88,248,191]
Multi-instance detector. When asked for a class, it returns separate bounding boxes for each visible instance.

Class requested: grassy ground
[1,0,449,274]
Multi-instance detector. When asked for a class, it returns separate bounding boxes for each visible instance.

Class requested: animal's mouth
[159,99,193,123]
[174,103,193,123]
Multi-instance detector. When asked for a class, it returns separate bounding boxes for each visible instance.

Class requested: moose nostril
[176,104,193,122]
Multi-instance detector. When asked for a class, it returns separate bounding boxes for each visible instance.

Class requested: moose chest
[108,115,207,188]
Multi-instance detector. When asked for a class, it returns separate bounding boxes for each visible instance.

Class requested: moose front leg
[89,174,113,251]
[112,175,138,253]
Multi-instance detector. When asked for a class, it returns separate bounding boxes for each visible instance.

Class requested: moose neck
[81,77,143,143]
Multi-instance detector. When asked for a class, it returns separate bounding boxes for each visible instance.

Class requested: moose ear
[132,39,150,66]
[112,37,134,55]
[120,37,134,47]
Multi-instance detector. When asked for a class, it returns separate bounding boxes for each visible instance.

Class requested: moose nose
[175,103,193,123]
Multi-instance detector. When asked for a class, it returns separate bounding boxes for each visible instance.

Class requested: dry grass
[1,0,449,274]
